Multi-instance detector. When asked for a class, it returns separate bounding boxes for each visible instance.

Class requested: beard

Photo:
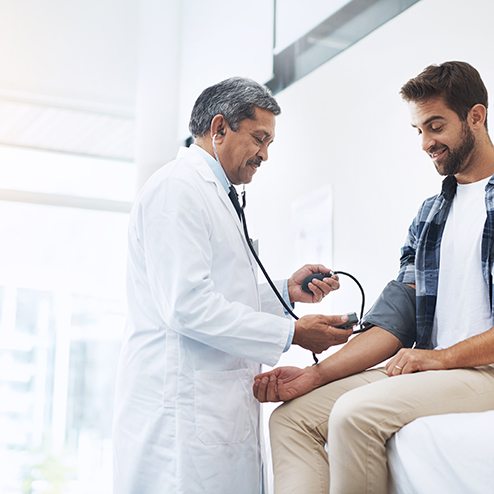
[434,122,475,176]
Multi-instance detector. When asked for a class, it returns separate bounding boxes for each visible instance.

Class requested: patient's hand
[385,347,448,376]
[253,366,319,402]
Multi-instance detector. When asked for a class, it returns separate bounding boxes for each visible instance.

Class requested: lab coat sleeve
[258,280,290,317]
[139,177,291,366]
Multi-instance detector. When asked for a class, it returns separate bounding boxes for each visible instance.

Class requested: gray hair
[189,77,281,137]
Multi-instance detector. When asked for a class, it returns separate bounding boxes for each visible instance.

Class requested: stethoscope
[212,133,367,364]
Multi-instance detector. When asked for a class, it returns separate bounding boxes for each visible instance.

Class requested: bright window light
[0,144,135,202]
[0,149,130,493]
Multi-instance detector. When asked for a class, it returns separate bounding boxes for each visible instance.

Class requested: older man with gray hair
[112,77,351,494]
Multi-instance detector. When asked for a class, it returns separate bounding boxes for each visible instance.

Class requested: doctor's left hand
[288,264,339,303]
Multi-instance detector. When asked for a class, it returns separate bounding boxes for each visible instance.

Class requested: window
[0,147,132,493]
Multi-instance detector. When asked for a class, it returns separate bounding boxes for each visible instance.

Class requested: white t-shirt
[432,176,493,349]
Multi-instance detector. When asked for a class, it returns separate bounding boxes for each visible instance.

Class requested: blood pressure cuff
[360,280,416,348]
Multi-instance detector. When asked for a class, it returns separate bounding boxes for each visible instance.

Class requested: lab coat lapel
[179,146,254,257]
[192,154,244,230]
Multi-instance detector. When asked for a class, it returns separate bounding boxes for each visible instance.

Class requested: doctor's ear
[211,128,225,143]
[210,114,227,140]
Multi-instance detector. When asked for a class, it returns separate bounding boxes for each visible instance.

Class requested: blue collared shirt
[192,144,295,351]
[397,174,494,348]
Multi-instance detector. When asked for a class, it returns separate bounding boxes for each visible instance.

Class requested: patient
[253,60,494,494]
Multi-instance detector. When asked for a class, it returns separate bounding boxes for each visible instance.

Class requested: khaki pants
[269,366,494,494]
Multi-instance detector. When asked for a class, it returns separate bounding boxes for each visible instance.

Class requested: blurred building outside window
[0,145,133,493]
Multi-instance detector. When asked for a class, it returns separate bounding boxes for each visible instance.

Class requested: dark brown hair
[400,61,488,128]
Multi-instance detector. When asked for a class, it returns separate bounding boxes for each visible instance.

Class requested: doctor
[112,77,352,494]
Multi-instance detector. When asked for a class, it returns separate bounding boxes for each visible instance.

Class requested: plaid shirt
[396,174,494,348]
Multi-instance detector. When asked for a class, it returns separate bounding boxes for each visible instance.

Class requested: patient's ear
[469,104,486,129]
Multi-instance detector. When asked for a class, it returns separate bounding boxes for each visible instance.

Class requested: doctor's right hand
[293,314,353,354]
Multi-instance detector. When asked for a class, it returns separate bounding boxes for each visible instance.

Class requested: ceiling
[0,0,140,161]
[0,0,419,164]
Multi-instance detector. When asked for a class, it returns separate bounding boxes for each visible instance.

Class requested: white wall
[250,0,494,353]
[177,0,274,140]
[248,2,494,485]
[134,0,275,184]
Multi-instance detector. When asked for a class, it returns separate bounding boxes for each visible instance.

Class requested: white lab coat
[113,146,292,494]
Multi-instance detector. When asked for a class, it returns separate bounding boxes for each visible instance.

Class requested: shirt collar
[441,173,494,200]
[191,143,231,193]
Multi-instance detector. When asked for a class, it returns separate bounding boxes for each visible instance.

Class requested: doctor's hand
[293,314,352,354]
[253,366,320,402]
[288,264,339,303]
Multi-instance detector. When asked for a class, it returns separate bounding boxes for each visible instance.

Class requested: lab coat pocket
[194,368,253,445]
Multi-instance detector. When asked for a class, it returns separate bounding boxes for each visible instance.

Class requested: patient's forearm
[312,326,402,387]
[443,326,494,368]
